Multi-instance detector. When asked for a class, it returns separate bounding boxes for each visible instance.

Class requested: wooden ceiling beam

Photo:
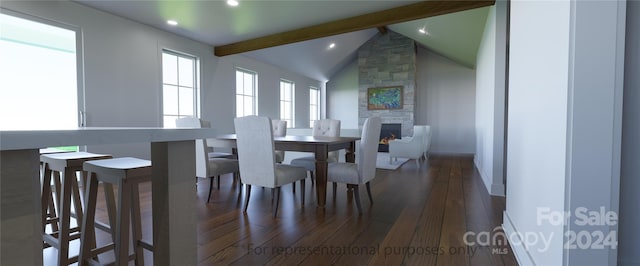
[214,0,495,56]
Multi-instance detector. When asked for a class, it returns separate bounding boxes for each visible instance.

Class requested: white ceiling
[74,0,490,82]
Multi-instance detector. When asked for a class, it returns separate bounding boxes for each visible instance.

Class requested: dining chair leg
[300,179,306,207]
[217,174,221,189]
[310,171,315,186]
[236,182,243,204]
[332,182,337,200]
[273,187,281,218]
[243,185,251,214]
[292,182,296,194]
[207,177,215,203]
[366,182,373,204]
[353,185,363,214]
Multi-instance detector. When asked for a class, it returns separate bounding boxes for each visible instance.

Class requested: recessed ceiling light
[419,26,429,35]
[227,0,239,7]
[167,20,178,26]
[328,43,336,49]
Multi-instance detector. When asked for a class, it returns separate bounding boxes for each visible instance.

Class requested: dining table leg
[346,140,356,163]
[314,145,329,209]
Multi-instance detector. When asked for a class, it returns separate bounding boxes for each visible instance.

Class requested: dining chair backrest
[271,119,287,163]
[234,116,277,188]
[175,117,208,178]
[271,119,287,137]
[357,116,382,183]
[313,119,341,162]
[312,119,340,137]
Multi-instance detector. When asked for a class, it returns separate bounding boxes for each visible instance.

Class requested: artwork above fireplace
[378,123,401,152]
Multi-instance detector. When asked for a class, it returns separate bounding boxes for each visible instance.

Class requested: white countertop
[0,127,216,151]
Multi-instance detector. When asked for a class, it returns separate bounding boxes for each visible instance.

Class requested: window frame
[161,49,200,128]
[279,79,295,128]
[235,67,258,117]
[309,86,320,127]
[0,9,85,129]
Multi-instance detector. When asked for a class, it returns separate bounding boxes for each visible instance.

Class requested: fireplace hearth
[379,123,401,152]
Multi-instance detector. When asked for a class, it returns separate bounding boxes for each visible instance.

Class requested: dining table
[0,127,214,265]
[211,134,361,208]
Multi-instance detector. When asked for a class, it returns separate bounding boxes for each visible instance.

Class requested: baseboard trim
[491,183,505,196]
[430,152,474,158]
[503,211,536,266]
[473,158,505,197]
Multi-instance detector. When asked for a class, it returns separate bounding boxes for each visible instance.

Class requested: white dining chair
[234,116,307,218]
[328,116,381,214]
[200,120,234,159]
[175,117,239,202]
[271,119,287,163]
[388,125,428,168]
[290,119,341,184]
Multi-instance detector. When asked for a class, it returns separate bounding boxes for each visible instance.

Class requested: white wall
[206,54,323,133]
[474,3,507,196]
[415,47,476,155]
[327,47,476,155]
[505,1,571,264]
[475,6,496,195]
[1,0,322,159]
[618,1,640,265]
[505,0,625,265]
[326,60,359,128]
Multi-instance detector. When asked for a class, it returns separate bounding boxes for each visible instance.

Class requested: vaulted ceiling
[74,0,492,81]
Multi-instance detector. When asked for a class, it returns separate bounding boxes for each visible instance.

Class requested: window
[235,68,257,117]
[162,50,199,128]
[309,86,320,127]
[0,12,81,130]
[279,79,294,128]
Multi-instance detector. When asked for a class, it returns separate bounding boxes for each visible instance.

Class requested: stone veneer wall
[358,31,416,136]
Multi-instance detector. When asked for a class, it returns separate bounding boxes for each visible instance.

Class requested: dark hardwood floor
[44,155,518,265]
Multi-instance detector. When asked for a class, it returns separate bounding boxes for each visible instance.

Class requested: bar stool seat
[40,151,112,265]
[80,157,153,266]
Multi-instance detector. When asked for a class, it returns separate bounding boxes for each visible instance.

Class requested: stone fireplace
[379,123,401,152]
[358,31,416,138]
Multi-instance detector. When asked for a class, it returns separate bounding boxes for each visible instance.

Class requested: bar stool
[40,151,112,265]
[39,148,72,236]
[80,157,153,266]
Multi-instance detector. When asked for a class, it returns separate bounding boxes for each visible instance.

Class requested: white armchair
[388,125,428,168]
[422,125,432,160]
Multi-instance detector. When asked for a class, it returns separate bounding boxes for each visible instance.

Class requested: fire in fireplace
[378,123,401,152]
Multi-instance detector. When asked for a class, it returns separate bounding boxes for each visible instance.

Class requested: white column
[0,149,42,265]
[151,141,197,265]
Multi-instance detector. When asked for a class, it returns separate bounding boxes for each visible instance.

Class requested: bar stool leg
[115,179,132,266]
[57,169,74,266]
[71,173,84,229]
[79,172,99,264]
[130,183,145,265]
[103,183,117,244]
[41,164,53,234]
